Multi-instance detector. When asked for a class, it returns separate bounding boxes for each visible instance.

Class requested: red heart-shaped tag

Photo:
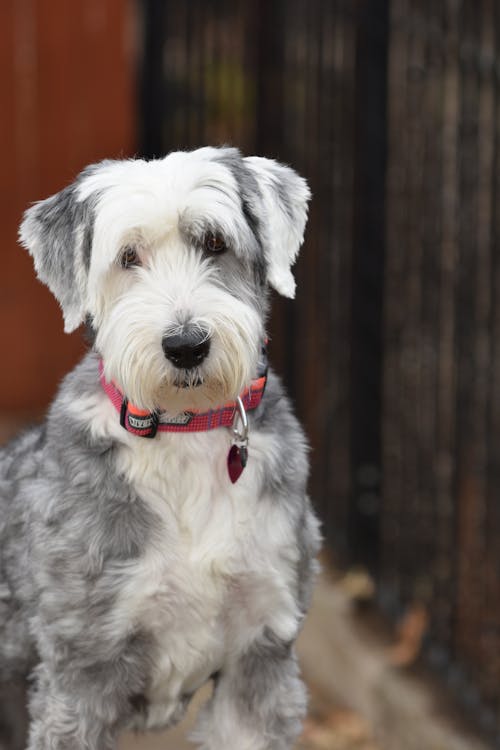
[227,444,244,483]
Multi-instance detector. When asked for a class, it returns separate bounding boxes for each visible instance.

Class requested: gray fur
[0,356,318,749]
[19,168,100,332]
[251,373,319,613]
[212,147,267,288]
[212,148,262,238]
[178,205,268,318]
[0,360,158,748]
[180,146,268,299]
[2,149,319,750]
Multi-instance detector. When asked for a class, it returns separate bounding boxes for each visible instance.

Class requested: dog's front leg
[192,630,306,750]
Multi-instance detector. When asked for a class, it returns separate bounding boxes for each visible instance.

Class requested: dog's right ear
[19,177,97,333]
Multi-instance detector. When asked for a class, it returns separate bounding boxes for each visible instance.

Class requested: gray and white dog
[0,146,320,750]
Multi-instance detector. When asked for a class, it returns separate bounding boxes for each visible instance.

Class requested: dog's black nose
[162,330,211,370]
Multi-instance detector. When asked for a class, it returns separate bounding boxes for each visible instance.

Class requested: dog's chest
[113,428,298,702]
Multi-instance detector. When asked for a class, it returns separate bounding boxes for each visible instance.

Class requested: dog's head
[20,147,310,414]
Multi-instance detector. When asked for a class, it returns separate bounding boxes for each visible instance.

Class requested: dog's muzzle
[162,329,211,370]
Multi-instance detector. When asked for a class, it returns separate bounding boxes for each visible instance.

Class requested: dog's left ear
[19,180,96,333]
[244,156,311,298]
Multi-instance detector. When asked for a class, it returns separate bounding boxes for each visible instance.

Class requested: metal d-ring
[232,396,249,444]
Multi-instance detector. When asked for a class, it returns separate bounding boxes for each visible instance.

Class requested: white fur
[95,244,262,414]
[77,151,257,317]
[67,390,303,731]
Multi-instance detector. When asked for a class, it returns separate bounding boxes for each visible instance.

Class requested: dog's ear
[244,156,310,298]
[19,177,97,333]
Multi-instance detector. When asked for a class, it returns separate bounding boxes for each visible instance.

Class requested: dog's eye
[204,232,227,254]
[121,246,141,269]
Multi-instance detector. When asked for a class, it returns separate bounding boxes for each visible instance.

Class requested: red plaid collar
[99,361,267,438]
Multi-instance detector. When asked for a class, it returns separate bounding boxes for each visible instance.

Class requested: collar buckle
[119,398,159,439]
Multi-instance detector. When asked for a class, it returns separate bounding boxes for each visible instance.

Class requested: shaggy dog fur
[0,147,320,750]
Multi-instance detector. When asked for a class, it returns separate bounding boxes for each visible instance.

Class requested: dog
[0,146,320,750]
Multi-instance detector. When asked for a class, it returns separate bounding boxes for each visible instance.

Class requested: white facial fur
[19,147,310,414]
[95,243,263,414]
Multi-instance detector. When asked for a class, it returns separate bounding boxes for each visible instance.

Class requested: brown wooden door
[0,0,135,413]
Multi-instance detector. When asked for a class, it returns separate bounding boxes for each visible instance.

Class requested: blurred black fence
[139,0,500,742]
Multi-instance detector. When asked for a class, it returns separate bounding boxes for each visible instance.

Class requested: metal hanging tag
[232,396,249,466]
[227,397,249,483]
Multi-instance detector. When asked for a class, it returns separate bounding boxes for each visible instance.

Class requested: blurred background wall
[2,0,500,744]
[1,0,135,410]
